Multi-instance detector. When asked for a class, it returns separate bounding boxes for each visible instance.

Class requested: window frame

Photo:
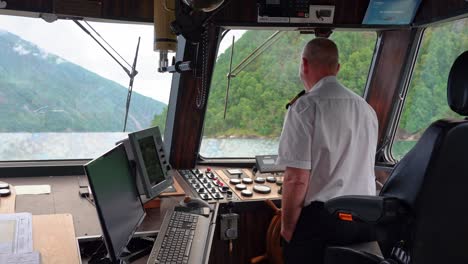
[380,27,426,164]
[198,28,380,161]
[386,17,468,162]
[0,17,171,166]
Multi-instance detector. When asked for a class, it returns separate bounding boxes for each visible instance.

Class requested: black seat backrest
[378,50,468,263]
[410,50,468,263]
[412,121,468,263]
[379,120,455,208]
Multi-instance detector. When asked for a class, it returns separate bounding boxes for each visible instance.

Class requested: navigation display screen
[138,136,165,186]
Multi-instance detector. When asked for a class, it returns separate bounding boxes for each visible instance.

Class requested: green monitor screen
[128,126,173,199]
[84,143,145,263]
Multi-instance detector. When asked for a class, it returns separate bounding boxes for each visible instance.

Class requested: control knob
[225,228,237,239]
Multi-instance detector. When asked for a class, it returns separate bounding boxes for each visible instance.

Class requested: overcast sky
[0,14,244,104]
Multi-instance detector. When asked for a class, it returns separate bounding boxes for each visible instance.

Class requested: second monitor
[127,126,173,199]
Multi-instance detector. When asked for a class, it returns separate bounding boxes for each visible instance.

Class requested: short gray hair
[302,38,339,70]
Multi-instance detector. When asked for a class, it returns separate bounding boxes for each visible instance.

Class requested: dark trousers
[281,202,375,264]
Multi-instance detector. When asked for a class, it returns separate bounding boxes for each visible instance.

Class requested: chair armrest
[325,246,383,264]
[325,195,407,224]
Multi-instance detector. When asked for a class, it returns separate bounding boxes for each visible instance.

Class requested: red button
[297,12,304,17]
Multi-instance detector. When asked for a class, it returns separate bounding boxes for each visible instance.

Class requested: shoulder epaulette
[285,90,306,110]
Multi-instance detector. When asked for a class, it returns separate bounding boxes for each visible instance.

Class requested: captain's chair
[324,50,468,264]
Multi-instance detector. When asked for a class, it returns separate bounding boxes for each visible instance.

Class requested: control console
[216,169,283,201]
[180,167,284,203]
[179,168,238,202]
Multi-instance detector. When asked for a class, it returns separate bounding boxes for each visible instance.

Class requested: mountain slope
[0,30,166,132]
[203,30,376,137]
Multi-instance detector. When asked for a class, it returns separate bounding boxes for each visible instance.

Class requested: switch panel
[220,213,239,240]
[257,0,335,24]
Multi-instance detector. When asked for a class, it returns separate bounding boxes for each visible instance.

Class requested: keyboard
[147,206,211,264]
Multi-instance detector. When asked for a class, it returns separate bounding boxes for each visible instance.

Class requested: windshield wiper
[73,20,140,132]
[224,31,283,119]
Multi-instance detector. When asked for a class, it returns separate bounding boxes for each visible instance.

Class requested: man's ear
[336,63,341,74]
[302,57,309,73]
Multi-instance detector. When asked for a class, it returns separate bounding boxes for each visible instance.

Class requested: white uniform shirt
[277,76,378,206]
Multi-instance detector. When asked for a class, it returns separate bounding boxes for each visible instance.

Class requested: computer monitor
[127,126,173,199]
[84,143,146,263]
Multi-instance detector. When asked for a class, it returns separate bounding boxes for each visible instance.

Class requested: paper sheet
[0,213,33,254]
[0,219,16,253]
[0,251,40,264]
[15,185,51,195]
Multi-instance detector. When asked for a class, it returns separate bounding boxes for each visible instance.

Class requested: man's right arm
[281,166,310,242]
[276,104,315,241]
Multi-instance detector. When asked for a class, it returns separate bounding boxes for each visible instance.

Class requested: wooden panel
[0,173,193,236]
[415,0,468,25]
[1,0,53,13]
[101,0,153,22]
[0,181,15,214]
[2,0,467,27]
[2,0,153,22]
[159,176,186,197]
[53,0,102,17]
[209,201,278,264]
[366,29,417,145]
[1,176,101,236]
[169,26,221,169]
[375,166,392,189]
[33,214,80,264]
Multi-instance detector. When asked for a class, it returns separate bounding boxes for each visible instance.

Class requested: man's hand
[281,166,311,243]
[281,227,294,242]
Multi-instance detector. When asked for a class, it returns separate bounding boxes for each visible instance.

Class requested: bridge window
[200,30,377,158]
[392,18,468,160]
[0,15,171,161]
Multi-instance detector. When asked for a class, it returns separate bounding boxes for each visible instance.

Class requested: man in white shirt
[277,38,378,263]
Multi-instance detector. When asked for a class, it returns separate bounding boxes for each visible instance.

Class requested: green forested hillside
[152,30,376,136]
[392,19,468,158]
[205,30,375,137]
[155,19,467,141]
[0,30,166,132]
[398,20,468,136]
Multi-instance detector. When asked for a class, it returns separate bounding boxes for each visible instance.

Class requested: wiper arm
[123,37,141,132]
[73,20,134,78]
[73,20,140,132]
[224,31,283,119]
[229,31,282,78]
